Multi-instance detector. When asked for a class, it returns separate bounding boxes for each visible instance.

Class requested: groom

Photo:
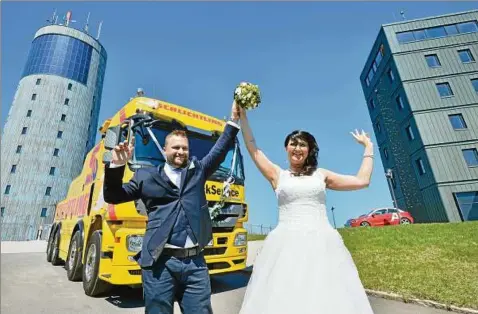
[103,102,241,314]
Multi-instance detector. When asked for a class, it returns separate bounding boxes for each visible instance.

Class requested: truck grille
[207,262,230,270]
[217,237,227,245]
[204,247,227,256]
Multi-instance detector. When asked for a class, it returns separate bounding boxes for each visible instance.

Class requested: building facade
[360,10,478,223]
[1,22,107,240]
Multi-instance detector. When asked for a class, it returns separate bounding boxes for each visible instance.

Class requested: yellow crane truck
[45,95,249,296]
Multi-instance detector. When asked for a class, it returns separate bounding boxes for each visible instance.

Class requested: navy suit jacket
[103,123,239,267]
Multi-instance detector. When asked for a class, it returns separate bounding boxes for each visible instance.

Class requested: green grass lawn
[247,222,478,309]
[339,221,478,310]
[247,233,267,241]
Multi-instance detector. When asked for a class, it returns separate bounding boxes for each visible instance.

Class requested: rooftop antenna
[65,11,76,27]
[46,9,57,24]
[400,10,406,21]
[84,12,91,33]
[96,20,103,40]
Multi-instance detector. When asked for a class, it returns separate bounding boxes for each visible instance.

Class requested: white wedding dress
[240,169,374,314]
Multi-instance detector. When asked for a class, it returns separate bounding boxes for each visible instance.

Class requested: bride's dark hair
[284,130,319,176]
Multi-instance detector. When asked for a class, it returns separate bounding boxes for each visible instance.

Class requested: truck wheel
[46,229,55,262]
[51,230,63,266]
[66,231,83,281]
[82,231,112,297]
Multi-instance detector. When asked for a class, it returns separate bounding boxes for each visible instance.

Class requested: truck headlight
[234,233,247,246]
[126,235,143,252]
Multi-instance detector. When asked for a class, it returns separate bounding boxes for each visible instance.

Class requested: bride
[237,106,375,314]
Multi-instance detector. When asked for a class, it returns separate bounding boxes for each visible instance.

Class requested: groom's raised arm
[200,121,240,178]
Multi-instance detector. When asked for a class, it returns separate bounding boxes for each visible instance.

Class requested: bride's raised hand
[350,129,372,147]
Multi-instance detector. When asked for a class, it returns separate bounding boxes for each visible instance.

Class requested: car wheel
[360,221,370,227]
[400,218,411,225]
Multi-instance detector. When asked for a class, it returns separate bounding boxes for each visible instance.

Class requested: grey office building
[1,15,107,240]
[360,10,478,223]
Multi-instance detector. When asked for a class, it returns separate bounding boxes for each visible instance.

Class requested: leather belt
[162,246,202,258]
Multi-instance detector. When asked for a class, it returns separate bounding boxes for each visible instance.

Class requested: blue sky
[2,2,476,228]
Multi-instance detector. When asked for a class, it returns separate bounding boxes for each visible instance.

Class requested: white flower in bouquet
[234,81,261,110]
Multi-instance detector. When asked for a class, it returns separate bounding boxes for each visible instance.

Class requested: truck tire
[51,230,63,266]
[66,231,83,281]
[46,229,55,262]
[82,231,112,297]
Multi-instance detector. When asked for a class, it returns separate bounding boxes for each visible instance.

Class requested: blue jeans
[142,252,213,314]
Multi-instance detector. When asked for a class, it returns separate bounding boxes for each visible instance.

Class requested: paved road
[1,249,452,314]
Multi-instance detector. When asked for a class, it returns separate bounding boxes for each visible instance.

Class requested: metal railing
[244,223,275,235]
[0,223,52,241]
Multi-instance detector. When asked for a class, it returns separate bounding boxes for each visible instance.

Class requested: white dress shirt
[162,162,197,248]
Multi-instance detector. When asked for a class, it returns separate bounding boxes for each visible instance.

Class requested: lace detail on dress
[274,169,330,228]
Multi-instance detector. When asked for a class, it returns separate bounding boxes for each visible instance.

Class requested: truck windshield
[132,126,245,183]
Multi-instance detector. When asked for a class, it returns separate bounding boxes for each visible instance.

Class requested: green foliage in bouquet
[234,82,261,110]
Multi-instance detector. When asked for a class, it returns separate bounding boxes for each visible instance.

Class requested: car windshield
[364,209,377,216]
[131,125,245,183]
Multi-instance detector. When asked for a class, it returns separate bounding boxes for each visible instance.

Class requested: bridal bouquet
[234,82,261,110]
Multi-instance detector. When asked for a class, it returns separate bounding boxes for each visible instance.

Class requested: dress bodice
[275,169,330,228]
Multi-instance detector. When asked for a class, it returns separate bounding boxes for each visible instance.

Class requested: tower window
[11,165,17,174]
[64,98,70,105]
[436,82,454,97]
[31,94,37,101]
[49,167,56,175]
[406,125,415,141]
[45,187,52,196]
[472,79,478,93]
[458,49,475,63]
[16,145,22,153]
[396,96,404,110]
[57,131,63,139]
[27,110,32,117]
[369,99,376,110]
[5,185,11,195]
[68,83,73,90]
[425,54,441,68]
[61,114,66,121]
[21,127,28,135]
[449,114,467,130]
[462,149,478,167]
[36,78,41,85]
[416,158,426,175]
[387,69,395,82]
[53,148,59,156]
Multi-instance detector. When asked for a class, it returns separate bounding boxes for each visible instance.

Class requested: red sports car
[349,208,414,227]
